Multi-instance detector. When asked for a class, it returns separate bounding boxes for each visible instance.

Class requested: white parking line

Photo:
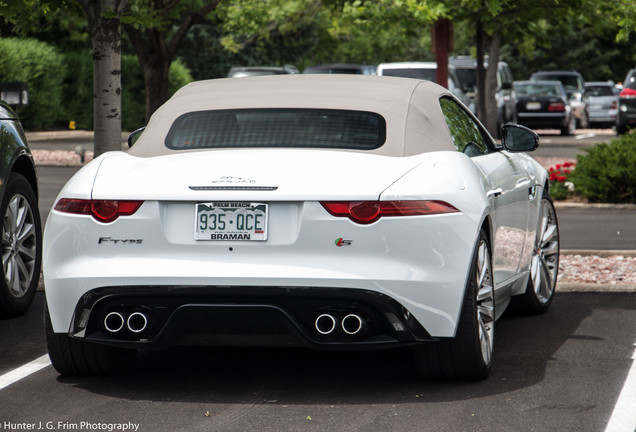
[0,355,51,391]
[575,133,596,140]
[605,344,636,432]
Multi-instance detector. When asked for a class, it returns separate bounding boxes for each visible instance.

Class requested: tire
[413,230,494,380]
[0,173,42,318]
[45,301,136,376]
[511,193,559,314]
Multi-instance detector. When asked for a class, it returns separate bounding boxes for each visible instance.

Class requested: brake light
[548,102,566,112]
[619,87,636,98]
[320,200,459,224]
[611,100,617,109]
[55,198,143,223]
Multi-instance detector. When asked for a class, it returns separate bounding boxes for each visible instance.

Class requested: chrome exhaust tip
[127,312,148,333]
[342,314,364,335]
[315,314,336,335]
[104,312,125,333]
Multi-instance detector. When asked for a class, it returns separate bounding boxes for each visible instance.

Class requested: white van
[377,62,476,113]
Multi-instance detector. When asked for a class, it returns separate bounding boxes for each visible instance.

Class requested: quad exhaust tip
[104,310,149,334]
[315,314,337,335]
[342,314,364,335]
[315,313,365,336]
[127,312,148,333]
[104,312,125,333]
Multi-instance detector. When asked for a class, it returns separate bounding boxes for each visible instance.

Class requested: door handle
[487,188,503,198]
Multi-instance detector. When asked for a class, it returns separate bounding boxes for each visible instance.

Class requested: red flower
[557,176,566,182]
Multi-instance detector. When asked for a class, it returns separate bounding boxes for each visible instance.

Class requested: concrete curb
[555,202,636,210]
[561,249,636,257]
[556,283,636,293]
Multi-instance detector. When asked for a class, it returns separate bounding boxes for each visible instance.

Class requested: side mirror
[127,127,145,148]
[501,124,539,152]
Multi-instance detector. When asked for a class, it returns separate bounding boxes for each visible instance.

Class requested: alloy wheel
[530,199,560,304]
[2,194,38,298]
[476,240,495,365]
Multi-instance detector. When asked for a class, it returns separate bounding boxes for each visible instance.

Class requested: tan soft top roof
[128,74,456,157]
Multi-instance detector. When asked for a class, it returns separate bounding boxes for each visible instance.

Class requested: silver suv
[449,57,515,132]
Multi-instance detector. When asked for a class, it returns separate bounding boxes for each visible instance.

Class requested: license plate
[526,101,541,110]
[195,202,268,241]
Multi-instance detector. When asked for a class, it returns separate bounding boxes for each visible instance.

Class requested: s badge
[335,238,352,247]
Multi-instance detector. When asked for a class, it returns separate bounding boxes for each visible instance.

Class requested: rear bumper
[65,285,434,350]
[517,112,568,129]
[44,204,479,340]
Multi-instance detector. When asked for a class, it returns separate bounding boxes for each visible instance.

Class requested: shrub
[0,38,66,129]
[569,132,636,203]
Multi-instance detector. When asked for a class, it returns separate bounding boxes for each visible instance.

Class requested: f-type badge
[335,238,353,247]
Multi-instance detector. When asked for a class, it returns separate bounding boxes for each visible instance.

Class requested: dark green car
[0,100,42,317]
[617,69,636,135]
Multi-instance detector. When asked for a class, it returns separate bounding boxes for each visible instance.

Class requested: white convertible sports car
[43,75,559,379]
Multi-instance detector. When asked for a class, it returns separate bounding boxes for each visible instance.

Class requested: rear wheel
[413,230,494,380]
[45,302,136,376]
[0,173,42,318]
[512,193,559,314]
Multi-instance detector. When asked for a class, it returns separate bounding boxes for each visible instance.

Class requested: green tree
[122,1,220,122]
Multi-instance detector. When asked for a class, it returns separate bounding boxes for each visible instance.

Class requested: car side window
[439,97,491,156]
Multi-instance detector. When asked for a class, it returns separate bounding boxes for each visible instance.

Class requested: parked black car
[616,68,636,135]
[530,70,589,129]
[0,100,41,317]
[513,80,576,135]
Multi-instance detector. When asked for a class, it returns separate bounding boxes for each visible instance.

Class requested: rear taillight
[619,87,636,98]
[548,102,566,112]
[611,100,618,109]
[320,200,459,225]
[55,199,143,223]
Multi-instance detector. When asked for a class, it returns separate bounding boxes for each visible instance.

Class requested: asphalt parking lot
[1,290,635,432]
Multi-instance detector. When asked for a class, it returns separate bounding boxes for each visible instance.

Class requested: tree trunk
[141,50,171,123]
[434,19,451,89]
[77,0,127,157]
[476,21,486,124]
[485,34,501,137]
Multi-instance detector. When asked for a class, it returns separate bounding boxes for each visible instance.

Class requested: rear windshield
[165,108,386,150]
[515,83,561,97]
[585,85,614,96]
[533,74,582,90]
